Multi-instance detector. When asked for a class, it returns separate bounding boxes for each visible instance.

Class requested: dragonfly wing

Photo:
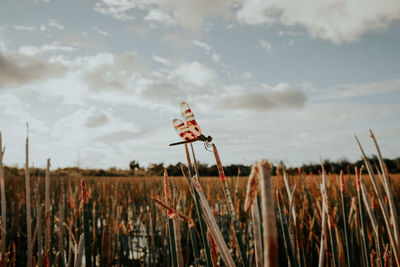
[180,102,202,136]
[172,119,198,141]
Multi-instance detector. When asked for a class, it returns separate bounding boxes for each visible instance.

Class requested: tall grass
[0,129,398,266]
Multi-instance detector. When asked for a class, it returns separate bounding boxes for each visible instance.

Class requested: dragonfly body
[169,102,213,148]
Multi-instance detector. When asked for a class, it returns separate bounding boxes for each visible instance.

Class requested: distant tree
[147,163,164,176]
[129,160,140,175]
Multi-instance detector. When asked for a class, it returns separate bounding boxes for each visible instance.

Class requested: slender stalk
[369,130,400,245]
[360,175,383,267]
[0,132,6,259]
[81,180,92,267]
[164,169,178,267]
[318,164,327,267]
[276,189,297,267]
[355,136,400,266]
[258,160,278,267]
[35,181,43,267]
[339,171,352,267]
[76,233,85,267]
[45,159,51,257]
[213,144,248,266]
[252,199,263,267]
[25,124,33,267]
[356,167,371,267]
[187,143,213,267]
[192,177,236,266]
[326,195,339,267]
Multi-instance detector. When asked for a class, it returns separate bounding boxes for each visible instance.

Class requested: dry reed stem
[75,233,84,267]
[35,181,43,267]
[192,177,236,267]
[252,200,263,267]
[25,124,33,267]
[153,198,194,226]
[370,129,400,245]
[213,143,247,266]
[244,164,260,213]
[174,218,184,267]
[45,158,51,255]
[318,163,328,267]
[257,160,278,267]
[0,132,6,258]
[355,136,400,266]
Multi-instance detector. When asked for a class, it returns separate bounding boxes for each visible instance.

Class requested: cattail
[0,132,6,259]
[244,163,260,213]
[258,160,278,267]
[186,143,213,267]
[44,159,51,258]
[213,143,248,266]
[370,129,400,244]
[191,177,236,266]
[25,123,33,267]
[339,170,351,267]
[355,136,400,266]
[81,179,92,267]
[35,181,43,267]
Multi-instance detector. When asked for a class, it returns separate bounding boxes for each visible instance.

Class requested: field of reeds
[0,130,400,267]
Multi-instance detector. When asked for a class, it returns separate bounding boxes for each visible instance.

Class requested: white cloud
[144,8,176,25]
[48,19,65,30]
[82,52,151,91]
[193,40,211,51]
[94,27,110,36]
[94,0,232,32]
[152,55,172,66]
[0,49,67,89]
[13,25,36,31]
[215,83,307,110]
[237,0,400,43]
[168,61,216,88]
[259,39,273,54]
[312,79,400,101]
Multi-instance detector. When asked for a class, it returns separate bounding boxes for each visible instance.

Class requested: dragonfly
[169,102,213,150]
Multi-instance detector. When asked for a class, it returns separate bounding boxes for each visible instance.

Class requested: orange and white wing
[180,102,202,136]
[172,119,198,141]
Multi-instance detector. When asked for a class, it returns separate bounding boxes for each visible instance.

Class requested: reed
[45,158,51,259]
[186,143,213,267]
[213,143,248,266]
[0,132,6,261]
[339,170,351,267]
[258,160,278,267]
[25,124,33,267]
[355,136,400,266]
[81,180,92,267]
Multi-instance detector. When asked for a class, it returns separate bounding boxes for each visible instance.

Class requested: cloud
[215,83,307,110]
[13,25,36,31]
[82,52,150,91]
[152,55,172,66]
[94,27,110,36]
[0,49,67,89]
[48,19,65,30]
[94,0,232,32]
[259,40,273,54]
[94,0,139,21]
[312,79,400,101]
[237,0,400,43]
[193,40,211,51]
[168,61,216,88]
[19,43,75,56]
[86,113,109,128]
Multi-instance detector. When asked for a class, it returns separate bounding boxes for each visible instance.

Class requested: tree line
[3,156,400,178]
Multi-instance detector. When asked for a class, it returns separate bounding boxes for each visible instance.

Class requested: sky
[0,0,400,170]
